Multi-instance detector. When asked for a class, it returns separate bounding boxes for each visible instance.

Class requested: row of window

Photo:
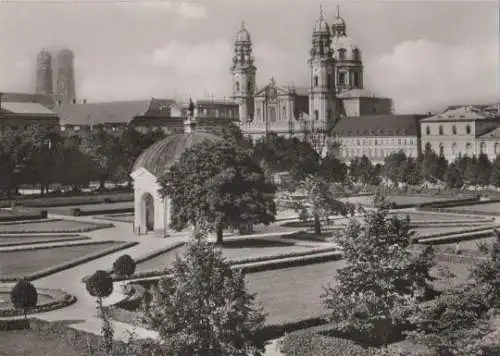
[312,71,361,88]
[426,124,472,136]
[429,141,500,156]
[340,138,415,146]
[343,147,415,158]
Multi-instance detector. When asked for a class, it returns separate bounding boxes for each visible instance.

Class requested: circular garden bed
[0,286,76,317]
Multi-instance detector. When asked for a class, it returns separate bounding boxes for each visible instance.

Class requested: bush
[86,270,113,299]
[10,278,38,319]
[40,210,48,219]
[113,254,136,277]
[72,208,81,216]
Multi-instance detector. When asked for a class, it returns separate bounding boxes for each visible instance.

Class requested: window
[438,125,443,135]
[452,143,457,155]
[425,126,430,135]
[357,140,360,146]
[338,49,346,60]
[496,142,500,155]
[236,81,240,92]
[314,75,319,87]
[410,139,413,145]
[282,106,286,119]
[398,139,402,145]
[466,125,471,135]
[338,72,347,85]
[439,143,444,156]
[480,142,486,154]
[327,109,332,120]
[353,72,360,87]
[314,110,319,121]
[327,73,333,88]
[452,125,457,135]
[256,108,261,121]
[270,107,277,122]
[466,142,472,155]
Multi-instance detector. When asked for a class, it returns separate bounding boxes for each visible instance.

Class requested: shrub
[104,198,112,204]
[10,278,38,319]
[86,270,113,299]
[72,208,81,216]
[113,254,136,277]
[40,210,48,219]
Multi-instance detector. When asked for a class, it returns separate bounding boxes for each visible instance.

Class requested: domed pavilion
[130,100,221,236]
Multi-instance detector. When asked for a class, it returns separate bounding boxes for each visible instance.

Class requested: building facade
[232,7,392,153]
[36,49,53,96]
[420,105,500,162]
[332,115,425,164]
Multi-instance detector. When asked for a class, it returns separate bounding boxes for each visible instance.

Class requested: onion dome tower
[331,6,363,93]
[230,21,256,123]
[36,49,53,96]
[308,5,337,146]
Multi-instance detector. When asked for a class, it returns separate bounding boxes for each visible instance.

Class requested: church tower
[231,21,256,123]
[308,6,336,133]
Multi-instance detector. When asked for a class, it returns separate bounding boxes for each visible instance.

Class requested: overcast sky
[0,0,498,114]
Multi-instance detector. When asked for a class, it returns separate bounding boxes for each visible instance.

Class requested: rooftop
[331,114,426,137]
[1,102,56,116]
[421,106,499,122]
[338,89,389,99]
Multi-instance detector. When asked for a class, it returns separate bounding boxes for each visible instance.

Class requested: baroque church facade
[231,7,392,151]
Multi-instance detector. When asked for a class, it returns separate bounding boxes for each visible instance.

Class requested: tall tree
[159,140,276,244]
[350,156,376,185]
[444,163,464,189]
[286,176,353,235]
[421,145,447,182]
[141,231,266,356]
[490,155,500,187]
[464,156,479,185]
[318,154,348,183]
[476,153,492,186]
[323,203,435,346]
[383,151,408,184]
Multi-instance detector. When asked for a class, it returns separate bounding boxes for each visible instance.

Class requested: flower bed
[0,208,46,222]
[0,234,89,247]
[47,202,134,216]
[13,192,133,208]
[415,225,498,240]
[0,287,76,317]
[417,229,494,245]
[0,241,138,282]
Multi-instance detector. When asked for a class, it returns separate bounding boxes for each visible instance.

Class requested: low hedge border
[417,230,494,245]
[0,241,139,282]
[101,245,341,282]
[415,225,499,240]
[81,241,187,283]
[0,218,61,226]
[0,287,77,317]
[409,249,487,265]
[422,207,500,217]
[92,214,134,223]
[0,236,90,248]
[70,207,133,217]
[15,193,134,208]
[0,220,114,234]
[418,197,482,209]
[0,212,46,222]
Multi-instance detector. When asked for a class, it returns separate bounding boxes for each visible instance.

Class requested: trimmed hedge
[415,225,498,240]
[0,288,76,318]
[0,219,114,234]
[417,229,494,244]
[0,235,90,248]
[0,241,139,282]
[71,207,133,217]
[0,208,47,222]
[11,193,133,208]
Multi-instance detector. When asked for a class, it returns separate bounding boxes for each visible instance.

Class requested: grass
[0,219,112,234]
[0,235,89,247]
[94,213,134,223]
[0,241,121,280]
[0,330,83,356]
[0,292,54,309]
[390,211,485,222]
[134,238,318,274]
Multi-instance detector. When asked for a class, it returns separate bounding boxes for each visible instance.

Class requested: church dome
[132,131,221,177]
[332,36,361,61]
[235,21,251,43]
[314,16,330,33]
[332,16,346,28]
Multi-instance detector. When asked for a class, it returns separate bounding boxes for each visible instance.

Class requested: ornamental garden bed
[0,208,46,222]
[0,219,113,234]
[0,234,90,247]
[0,287,76,317]
[9,192,133,208]
[93,213,134,223]
[0,240,138,281]
[47,202,134,216]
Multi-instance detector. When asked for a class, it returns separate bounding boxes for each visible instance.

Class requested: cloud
[117,0,207,19]
[176,2,208,19]
[366,39,499,114]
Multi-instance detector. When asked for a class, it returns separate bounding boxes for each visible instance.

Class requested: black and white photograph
[0,0,499,355]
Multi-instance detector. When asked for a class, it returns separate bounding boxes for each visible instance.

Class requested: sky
[0,0,498,114]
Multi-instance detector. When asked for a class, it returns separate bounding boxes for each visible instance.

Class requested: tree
[421,145,447,182]
[322,204,436,346]
[159,140,276,244]
[476,153,492,186]
[10,278,38,319]
[287,175,353,235]
[491,155,500,188]
[318,154,347,183]
[464,156,478,185]
[444,163,464,189]
[350,156,376,185]
[86,270,114,354]
[113,254,136,277]
[141,231,266,356]
[383,151,408,184]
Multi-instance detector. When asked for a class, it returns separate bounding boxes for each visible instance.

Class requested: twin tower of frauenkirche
[230,6,363,126]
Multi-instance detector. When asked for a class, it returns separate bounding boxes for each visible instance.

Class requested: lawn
[391,211,485,222]
[0,219,111,233]
[47,202,133,216]
[245,259,473,326]
[446,202,500,215]
[134,239,318,274]
[0,234,89,247]
[0,292,54,309]
[0,241,121,280]
[0,330,83,356]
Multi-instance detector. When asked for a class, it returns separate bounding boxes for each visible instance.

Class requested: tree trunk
[24,308,27,320]
[314,214,322,235]
[216,225,224,245]
[99,178,106,191]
